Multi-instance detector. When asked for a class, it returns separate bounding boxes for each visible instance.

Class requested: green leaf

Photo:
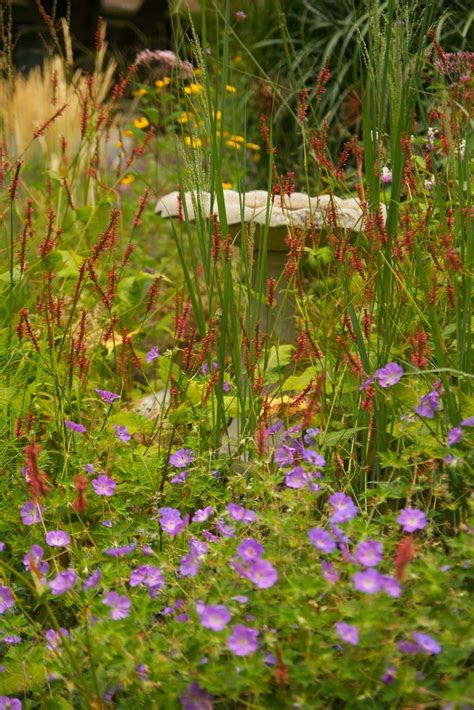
[264,344,294,384]
[322,427,366,447]
[281,365,322,392]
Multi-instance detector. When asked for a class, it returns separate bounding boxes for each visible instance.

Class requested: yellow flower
[226,139,241,150]
[124,129,134,137]
[184,83,203,95]
[178,112,194,124]
[193,68,204,76]
[225,84,237,94]
[133,116,150,129]
[184,136,203,148]
[120,174,135,185]
[231,134,245,143]
[163,76,171,85]
[214,110,222,121]
[233,55,242,63]
[115,140,122,148]
[246,142,260,151]
[132,87,148,97]
[222,182,233,189]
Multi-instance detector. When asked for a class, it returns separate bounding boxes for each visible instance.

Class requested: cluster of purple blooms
[274,425,325,492]
[169,448,195,484]
[308,493,401,600]
[364,365,474,455]
[194,598,259,657]
[305,494,434,650]
[7,407,448,707]
[231,538,278,589]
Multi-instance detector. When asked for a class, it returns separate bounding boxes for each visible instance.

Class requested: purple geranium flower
[375,362,403,387]
[0,587,15,614]
[50,569,77,596]
[179,554,202,578]
[169,449,195,468]
[215,520,235,538]
[226,624,259,656]
[328,493,358,524]
[227,503,256,523]
[412,632,441,655]
[447,426,463,446]
[103,591,131,620]
[105,542,136,558]
[246,559,278,589]
[64,420,87,433]
[198,604,231,631]
[45,627,69,651]
[304,427,320,445]
[189,538,208,558]
[23,544,49,575]
[308,528,337,553]
[129,565,164,592]
[170,470,188,484]
[335,621,359,646]
[331,524,350,544]
[380,574,401,598]
[0,698,22,709]
[237,539,264,562]
[3,635,21,646]
[321,561,340,585]
[235,10,247,21]
[180,682,213,710]
[46,530,71,547]
[114,424,131,443]
[301,449,326,468]
[355,539,383,567]
[92,474,116,496]
[95,388,120,403]
[352,569,383,594]
[267,419,283,436]
[83,569,102,591]
[397,507,427,533]
[146,346,160,363]
[381,666,397,684]
[274,444,295,467]
[416,390,440,418]
[398,639,422,654]
[20,500,43,525]
[136,663,148,681]
[192,506,213,523]
[461,416,474,427]
[158,507,188,536]
[285,466,309,489]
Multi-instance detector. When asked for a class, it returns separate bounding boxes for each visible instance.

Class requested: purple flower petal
[95,388,120,403]
[397,507,427,533]
[64,420,87,433]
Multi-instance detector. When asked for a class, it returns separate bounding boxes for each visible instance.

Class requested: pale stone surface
[155,189,386,234]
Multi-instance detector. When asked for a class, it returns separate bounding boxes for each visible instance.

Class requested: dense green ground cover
[0,1,472,707]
